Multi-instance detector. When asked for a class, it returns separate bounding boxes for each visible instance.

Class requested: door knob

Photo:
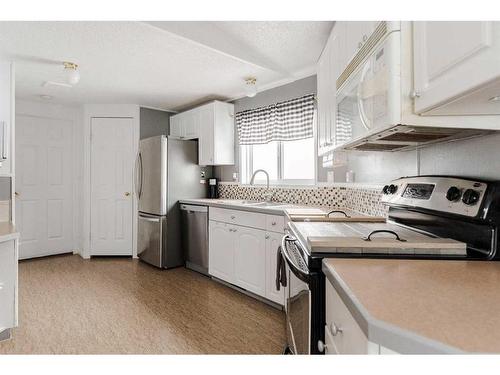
[317,340,327,353]
[124,192,131,197]
[14,191,20,197]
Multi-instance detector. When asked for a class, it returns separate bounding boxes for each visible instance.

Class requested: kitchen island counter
[323,258,500,353]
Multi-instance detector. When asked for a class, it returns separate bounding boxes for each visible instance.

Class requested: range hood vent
[344,125,492,152]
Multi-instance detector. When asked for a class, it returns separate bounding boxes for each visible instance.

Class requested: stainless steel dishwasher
[180,204,209,276]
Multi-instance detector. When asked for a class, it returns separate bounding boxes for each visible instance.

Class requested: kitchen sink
[240,201,288,207]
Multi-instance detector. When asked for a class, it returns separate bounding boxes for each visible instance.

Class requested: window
[240,135,316,185]
[237,94,316,185]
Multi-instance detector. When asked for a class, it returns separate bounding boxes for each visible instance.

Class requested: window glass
[282,138,315,180]
[252,142,278,182]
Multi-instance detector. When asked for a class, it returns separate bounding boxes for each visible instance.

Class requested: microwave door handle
[357,61,372,131]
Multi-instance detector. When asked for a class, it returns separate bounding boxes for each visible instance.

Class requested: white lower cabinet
[208,209,285,306]
[208,221,235,284]
[265,232,285,305]
[0,239,17,331]
[233,226,266,296]
[325,280,383,354]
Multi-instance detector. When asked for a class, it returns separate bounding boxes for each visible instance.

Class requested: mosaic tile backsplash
[218,183,388,217]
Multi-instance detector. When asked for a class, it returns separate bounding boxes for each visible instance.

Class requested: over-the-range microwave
[333,21,496,152]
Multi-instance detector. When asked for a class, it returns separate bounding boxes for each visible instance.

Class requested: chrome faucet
[249,169,273,202]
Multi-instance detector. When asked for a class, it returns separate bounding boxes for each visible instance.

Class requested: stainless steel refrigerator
[136,135,210,268]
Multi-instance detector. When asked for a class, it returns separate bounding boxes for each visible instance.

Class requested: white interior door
[16,115,74,259]
[90,117,134,255]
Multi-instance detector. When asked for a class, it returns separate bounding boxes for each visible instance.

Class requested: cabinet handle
[233,228,237,233]
[265,235,270,239]
[271,222,276,226]
[230,215,236,219]
[330,322,343,336]
[411,90,421,99]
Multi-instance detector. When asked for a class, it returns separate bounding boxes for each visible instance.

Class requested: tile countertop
[0,222,19,242]
[323,258,500,354]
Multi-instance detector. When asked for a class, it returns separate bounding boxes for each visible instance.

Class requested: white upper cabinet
[169,109,198,139]
[0,61,14,176]
[413,21,500,115]
[170,101,234,165]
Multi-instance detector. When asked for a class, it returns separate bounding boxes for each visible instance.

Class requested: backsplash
[218,183,388,217]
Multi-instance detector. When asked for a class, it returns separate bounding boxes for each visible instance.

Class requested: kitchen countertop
[0,222,19,242]
[179,198,328,216]
[323,258,500,353]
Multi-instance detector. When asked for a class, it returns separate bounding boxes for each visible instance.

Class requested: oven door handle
[281,235,310,281]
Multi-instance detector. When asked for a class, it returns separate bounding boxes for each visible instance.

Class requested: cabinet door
[317,49,328,155]
[198,105,215,165]
[213,102,234,165]
[169,115,184,138]
[183,111,199,140]
[265,232,285,305]
[0,240,16,330]
[0,61,12,176]
[413,21,500,114]
[233,226,266,296]
[208,221,235,284]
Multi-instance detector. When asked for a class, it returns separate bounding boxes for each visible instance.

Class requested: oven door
[280,235,311,355]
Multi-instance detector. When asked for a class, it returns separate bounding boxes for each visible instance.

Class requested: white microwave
[333,21,493,152]
[335,26,402,147]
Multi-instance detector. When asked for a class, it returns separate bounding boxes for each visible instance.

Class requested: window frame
[239,111,318,186]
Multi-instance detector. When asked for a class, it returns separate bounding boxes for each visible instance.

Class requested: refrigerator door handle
[135,151,143,199]
[138,214,161,223]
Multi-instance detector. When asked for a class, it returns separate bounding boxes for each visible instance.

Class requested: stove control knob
[446,186,461,202]
[382,185,390,194]
[462,189,480,206]
[388,184,398,194]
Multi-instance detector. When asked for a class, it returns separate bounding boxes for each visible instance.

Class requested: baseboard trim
[211,276,284,311]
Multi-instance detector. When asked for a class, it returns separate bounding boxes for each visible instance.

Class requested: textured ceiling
[0,21,333,111]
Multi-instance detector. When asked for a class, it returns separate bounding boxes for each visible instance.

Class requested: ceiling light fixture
[63,61,80,85]
[244,77,257,98]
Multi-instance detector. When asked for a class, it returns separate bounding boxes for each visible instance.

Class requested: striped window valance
[236,93,315,145]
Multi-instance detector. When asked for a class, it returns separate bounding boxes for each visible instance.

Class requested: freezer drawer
[138,212,167,268]
[180,204,209,275]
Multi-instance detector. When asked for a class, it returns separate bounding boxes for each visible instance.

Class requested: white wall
[15,99,84,254]
[341,132,500,184]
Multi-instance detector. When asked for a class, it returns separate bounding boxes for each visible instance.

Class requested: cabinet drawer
[325,281,370,354]
[265,215,284,233]
[209,207,266,230]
